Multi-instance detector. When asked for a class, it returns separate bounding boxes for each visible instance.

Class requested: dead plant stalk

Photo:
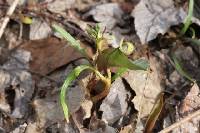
[159,109,200,133]
[0,0,20,39]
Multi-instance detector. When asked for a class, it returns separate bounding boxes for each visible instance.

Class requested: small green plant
[181,0,194,35]
[52,24,149,122]
[172,54,195,82]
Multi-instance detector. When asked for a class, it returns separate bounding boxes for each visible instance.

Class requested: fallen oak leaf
[20,37,93,75]
[132,0,186,44]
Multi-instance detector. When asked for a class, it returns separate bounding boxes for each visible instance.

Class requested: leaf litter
[1,0,200,132]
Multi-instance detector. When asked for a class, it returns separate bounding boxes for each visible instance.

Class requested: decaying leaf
[119,125,134,133]
[25,122,41,133]
[47,0,75,14]
[123,55,163,131]
[172,55,194,82]
[85,3,124,30]
[0,49,34,119]
[0,46,9,65]
[174,45,199,80]
[73,0,100,11]
[11,123,27,133]
[11,70,34,118]
[172,83,200,133]
[67,85,86,114]
[29,19,52,40]
[0,70,11,113]
[80,99,93,119]
[20,37,86,75]
[132,0,186,44]
[180,83,200,114]
[61,123,79,133]
[33,95,64,128]
[100,78,131,124]
[33,84,85,128]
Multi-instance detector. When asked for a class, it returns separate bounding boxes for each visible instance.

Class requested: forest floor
[0,0,200,133]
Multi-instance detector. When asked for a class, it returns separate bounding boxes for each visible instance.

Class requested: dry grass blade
[144,93,164,133]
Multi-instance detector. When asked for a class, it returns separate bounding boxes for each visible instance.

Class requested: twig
[0,0,20,39]
[159,109,200,133]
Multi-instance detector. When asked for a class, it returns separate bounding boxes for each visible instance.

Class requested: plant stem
[91,69,111,102]
[181,0,194,34]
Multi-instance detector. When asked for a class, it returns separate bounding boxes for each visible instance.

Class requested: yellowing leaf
[19,14,32,24]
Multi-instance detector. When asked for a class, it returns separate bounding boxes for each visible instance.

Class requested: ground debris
[132,0,186,44]
[20,37,83,75]
[100,78,131,124]
[85,3,124,30]
[29,19,52,40]
[11,123,27,133]
[46,0,75,14]
[33,94,64,129]
[1,0,200,132]
[172,83,200,133]
[123,55,164,131]
[0,49,34,119]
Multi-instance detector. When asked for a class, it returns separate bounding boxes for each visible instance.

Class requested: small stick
[159,109,200,133]
[0,0,20,39]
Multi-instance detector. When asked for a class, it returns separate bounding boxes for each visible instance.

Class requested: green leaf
[181,0,194,34]
[185,38,200,46]
[60,65,107,122]
[86,24,102,40]
[111,58,149,81]
[97,48,149,71]
[111,67,128,82]
[189,27,196,38]
[132,58,149,70]
[172,55,195,82]
[52,24,88,58]
[60,65,92,122]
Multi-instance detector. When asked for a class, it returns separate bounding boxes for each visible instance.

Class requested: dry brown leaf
[20,37,93,75]
[25,122,41,133]
[180,83,200,114]
[174,46,199,79]
[123,55,163,132]
[124,56,163,118]
[80,100,93,119]
[119,125,134,133]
